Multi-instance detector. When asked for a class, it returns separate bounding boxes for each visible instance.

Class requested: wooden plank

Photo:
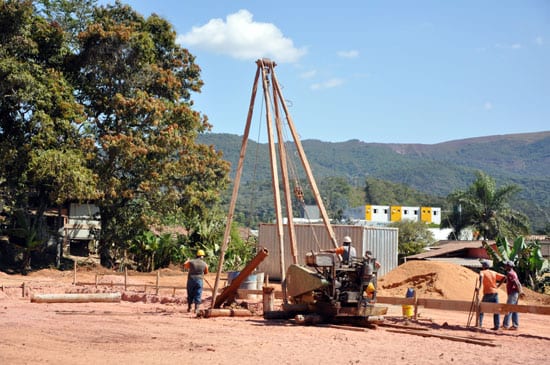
[319,324,369,332]
[378,323,430,331]
[384,329,500,347]
[417,298,473,312]
[479,302,550,315]
[376,296,416,305]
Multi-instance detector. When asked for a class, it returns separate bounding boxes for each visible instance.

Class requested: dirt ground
[1,260,549,365]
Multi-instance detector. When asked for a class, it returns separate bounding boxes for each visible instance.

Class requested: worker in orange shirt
[322,236,356,265]
[478,260,506,330]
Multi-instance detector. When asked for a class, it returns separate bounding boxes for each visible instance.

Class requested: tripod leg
[467,276,481,327]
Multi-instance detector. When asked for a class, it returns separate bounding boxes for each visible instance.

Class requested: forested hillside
[198,131,550,233]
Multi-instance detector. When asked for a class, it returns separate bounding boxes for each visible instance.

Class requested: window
[373,208,378,213]
[404,209,409,214]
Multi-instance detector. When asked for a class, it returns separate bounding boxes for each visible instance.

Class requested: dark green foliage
[199,132,549,232]
[483,236,546,291]
[364,177,448,207]
[0,0,96,271]
[389,220,436,258]
[0,1,231,272]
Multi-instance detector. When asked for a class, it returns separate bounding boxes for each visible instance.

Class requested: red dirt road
[1,265,549,365]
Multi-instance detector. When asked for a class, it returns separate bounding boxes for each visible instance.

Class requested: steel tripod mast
[211,59,338,307]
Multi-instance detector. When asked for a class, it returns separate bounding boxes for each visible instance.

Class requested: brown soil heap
[377,260,549,305]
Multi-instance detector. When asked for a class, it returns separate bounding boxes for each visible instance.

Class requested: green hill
[198,131,550,233]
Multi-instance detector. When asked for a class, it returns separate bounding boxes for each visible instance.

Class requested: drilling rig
[281,251,386,325]
[211,59,387,325]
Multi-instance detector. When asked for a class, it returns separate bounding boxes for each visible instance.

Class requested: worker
[364,250,381,270]
[502,260,523,330]
[362,250,381,301]
[184,249,209,313]
[478,259,506,330]
[364,250,381,286]
[322,236,356,265]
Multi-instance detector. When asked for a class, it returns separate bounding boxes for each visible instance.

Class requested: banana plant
[483,236,546,290]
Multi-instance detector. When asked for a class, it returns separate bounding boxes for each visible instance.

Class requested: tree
[0,0,97,270]
[318,177,352,221]
[389,220,435,258]
[443,171,529,240]
[364,177,447,207]
[64,2,230,266]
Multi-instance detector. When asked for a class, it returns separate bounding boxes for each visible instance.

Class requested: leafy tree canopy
[0,0,231,270]
[63,1,230,266]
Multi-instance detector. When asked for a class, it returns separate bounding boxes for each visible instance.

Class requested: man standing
[503,260,523,330]
[478,259,506,330]
[184,249,208,313]
[363,250,381,301]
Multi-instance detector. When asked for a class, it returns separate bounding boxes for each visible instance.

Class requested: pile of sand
[377,260,550,305]
[378,260,501,301]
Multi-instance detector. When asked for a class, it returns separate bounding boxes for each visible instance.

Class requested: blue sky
[107,1,549,144]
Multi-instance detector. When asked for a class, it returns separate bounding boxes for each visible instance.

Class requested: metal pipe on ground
[31,292,122,303]
[202,308,253,318]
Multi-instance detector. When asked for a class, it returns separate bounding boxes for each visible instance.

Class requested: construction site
[0,260,549,365]
[1,59,549,364]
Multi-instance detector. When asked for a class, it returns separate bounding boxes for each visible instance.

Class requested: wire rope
[278,94,323,251]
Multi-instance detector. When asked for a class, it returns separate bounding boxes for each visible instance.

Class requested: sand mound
[377,260,550,305]
[377,260,503,301]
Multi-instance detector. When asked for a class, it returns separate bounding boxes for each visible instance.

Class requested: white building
[345,205,441,225]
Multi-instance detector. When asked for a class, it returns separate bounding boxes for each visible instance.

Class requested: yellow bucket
[402,305,414,318]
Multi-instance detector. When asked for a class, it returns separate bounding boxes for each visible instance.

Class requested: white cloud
[495,43,522,50]
[177,9,306,63]
[484,101,493,110]
[310,78,344,90]
[337,50,359,58]
[535,36,544,45]
[300,70,317,79]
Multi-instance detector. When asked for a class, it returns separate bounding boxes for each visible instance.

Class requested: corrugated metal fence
[257,224,398,280]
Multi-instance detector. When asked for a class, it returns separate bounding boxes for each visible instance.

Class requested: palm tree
[444,171,530,240]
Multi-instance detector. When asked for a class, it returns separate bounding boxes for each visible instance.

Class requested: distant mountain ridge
[198,131,550,232]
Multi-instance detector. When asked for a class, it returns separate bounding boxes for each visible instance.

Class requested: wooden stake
[262,286,275,312]
[73,261,77,285]
[155,272,159,295]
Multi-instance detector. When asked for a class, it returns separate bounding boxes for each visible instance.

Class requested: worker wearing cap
[502,260,523,330]
[184,249,209,313]
[323,236,356,265]
[478,259,506,330]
